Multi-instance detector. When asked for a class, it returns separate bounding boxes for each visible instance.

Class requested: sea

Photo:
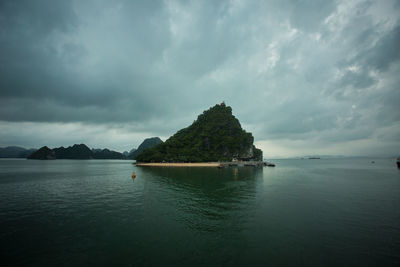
[0,158,399,266]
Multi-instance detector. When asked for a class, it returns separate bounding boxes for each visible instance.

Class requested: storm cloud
[0,0,399,157]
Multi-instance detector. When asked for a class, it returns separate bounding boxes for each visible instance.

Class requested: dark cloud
[363,25,400,71]
[0,0,173,121]
[0,0,399,156]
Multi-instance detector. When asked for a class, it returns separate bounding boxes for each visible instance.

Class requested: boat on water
[397,157,400,168]
[263,162,275,167]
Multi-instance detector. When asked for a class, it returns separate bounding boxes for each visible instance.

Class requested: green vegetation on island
[136,103,263,163]
[128,137,163,159]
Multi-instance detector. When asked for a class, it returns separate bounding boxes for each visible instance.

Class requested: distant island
[136,103,263,163]
[25,138,163,160]
[28,144,125,160]
[0,146,37,158]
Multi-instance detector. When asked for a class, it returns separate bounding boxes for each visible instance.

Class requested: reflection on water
[0,159,399,266]
[139,167,263,233]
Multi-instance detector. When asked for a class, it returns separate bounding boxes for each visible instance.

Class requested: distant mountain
[128,137,163,159]
[28,146,55,160]
[20,149,37,158]
[136,103,262,163]
[28,144,125,160]
[92,148,125,159]
[123,148,136,158]
[53,144,92,159]
[0,146,37,158]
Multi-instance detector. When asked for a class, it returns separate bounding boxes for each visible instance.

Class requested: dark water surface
[0,158,399,266]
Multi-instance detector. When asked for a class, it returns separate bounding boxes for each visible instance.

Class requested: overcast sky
[0,0,399,157]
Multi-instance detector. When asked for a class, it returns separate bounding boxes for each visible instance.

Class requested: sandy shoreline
[135,162,221,167]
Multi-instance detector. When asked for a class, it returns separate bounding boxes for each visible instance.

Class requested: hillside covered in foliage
[128,137,163,159]
[136,103,263,162]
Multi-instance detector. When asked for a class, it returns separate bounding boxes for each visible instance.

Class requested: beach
[135,161,266,167]
[135,162,221,167]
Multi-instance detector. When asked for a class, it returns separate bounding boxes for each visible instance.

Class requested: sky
[0,0,399,157]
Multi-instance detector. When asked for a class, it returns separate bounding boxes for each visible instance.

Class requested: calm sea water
[0,158,399,266]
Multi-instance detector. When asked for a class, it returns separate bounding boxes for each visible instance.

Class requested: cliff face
[136,103,263,162]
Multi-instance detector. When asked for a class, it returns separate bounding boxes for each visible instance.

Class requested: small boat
[217,164,223,169]
[263,162,275,167]
[132,171,136,179]
[397,157,400,168]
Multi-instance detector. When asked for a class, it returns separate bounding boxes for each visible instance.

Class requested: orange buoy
[132,171,136,179]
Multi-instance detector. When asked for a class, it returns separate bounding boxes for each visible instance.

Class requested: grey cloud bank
[0,0,399,157]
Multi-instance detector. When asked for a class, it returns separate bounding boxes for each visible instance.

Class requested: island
[135,102,263,166]
[128,137,163,159]
[28,144,126,160]
[0,146,37,158]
